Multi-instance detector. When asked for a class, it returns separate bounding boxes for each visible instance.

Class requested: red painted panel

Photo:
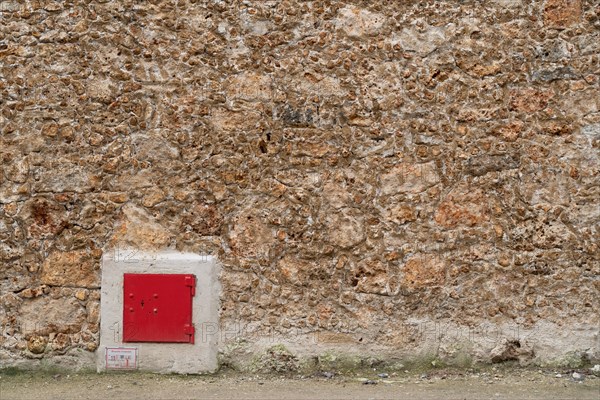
[123,274,195,343]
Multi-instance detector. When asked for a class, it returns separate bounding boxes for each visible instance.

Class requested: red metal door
[123,274,196,343]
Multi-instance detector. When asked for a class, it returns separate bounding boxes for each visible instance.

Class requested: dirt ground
[1,368,598,400]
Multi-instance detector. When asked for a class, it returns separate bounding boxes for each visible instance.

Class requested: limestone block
[380,162,440,196]
[402,255,446,290]
[41,250,100,288]
[225,72,272,101]
[109,203,172,250]
[17,197,67,239]
[27,336,48,354]
[509,89,554,113]
[326,212,365,249]
[20,297,86,336]
[335,5,386,38]
[181,203,223,236]
[228,210,274,258]
[396,25,451,56]
[435,186,489,228]
[543,0,582,28]
[353,260,389,295]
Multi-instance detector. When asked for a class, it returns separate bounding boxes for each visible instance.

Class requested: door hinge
[185,275,196,296]
[184,324,195,344]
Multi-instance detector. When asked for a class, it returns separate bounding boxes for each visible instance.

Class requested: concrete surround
[97,249,220,373]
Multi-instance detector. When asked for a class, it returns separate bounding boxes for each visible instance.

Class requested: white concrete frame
[97,249,220,373]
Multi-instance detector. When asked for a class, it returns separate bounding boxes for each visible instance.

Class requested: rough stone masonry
[0,0,599,370]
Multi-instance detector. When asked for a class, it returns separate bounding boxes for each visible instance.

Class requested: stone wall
[1,0,598,369]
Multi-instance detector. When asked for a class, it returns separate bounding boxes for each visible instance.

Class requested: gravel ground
[1,368,599,400]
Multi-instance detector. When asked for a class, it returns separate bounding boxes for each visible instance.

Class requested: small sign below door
[105,347,138,370]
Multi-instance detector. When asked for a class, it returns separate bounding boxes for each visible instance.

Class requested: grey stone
[531,66,578,82]
[572,372,585,382]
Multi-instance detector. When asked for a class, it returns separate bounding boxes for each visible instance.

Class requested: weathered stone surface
[581,124,600,143]
[543,0,582,28]
[559,88,600,117]
[577,33,600,56]
[210,108,261,132]
[40,250,100,289]
[87,301,100,326]
[323,182,353,209]
[51,333,71,353]
[33,161,99,194]
[465,155,519,177]
[531,66,578,82]
[109,204,172,250]
[396,24,450,56]
[380,162,440,195]
[87,79,117,104]
[20,297,86,336]
[228,210,274,259]
[509,89,554,113]
[130,134,181,164]
[27,336,48,354]
[490,339,534,365]
[334,5,386,38]
[74,290,88,301]
[386,204,417,225]
[402,255,446,290]
[326,211,365,249]
[0,241,24,262]
[181,203,223,236]
[16,197,67,239]
[1,0,599,368]
[141,188,166,208]
[534,39,574,62]
[435,186,489,228]
[3,157,29,183]
[225,72,272,101]
[353,259,389,295]
[278,255,312,286]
